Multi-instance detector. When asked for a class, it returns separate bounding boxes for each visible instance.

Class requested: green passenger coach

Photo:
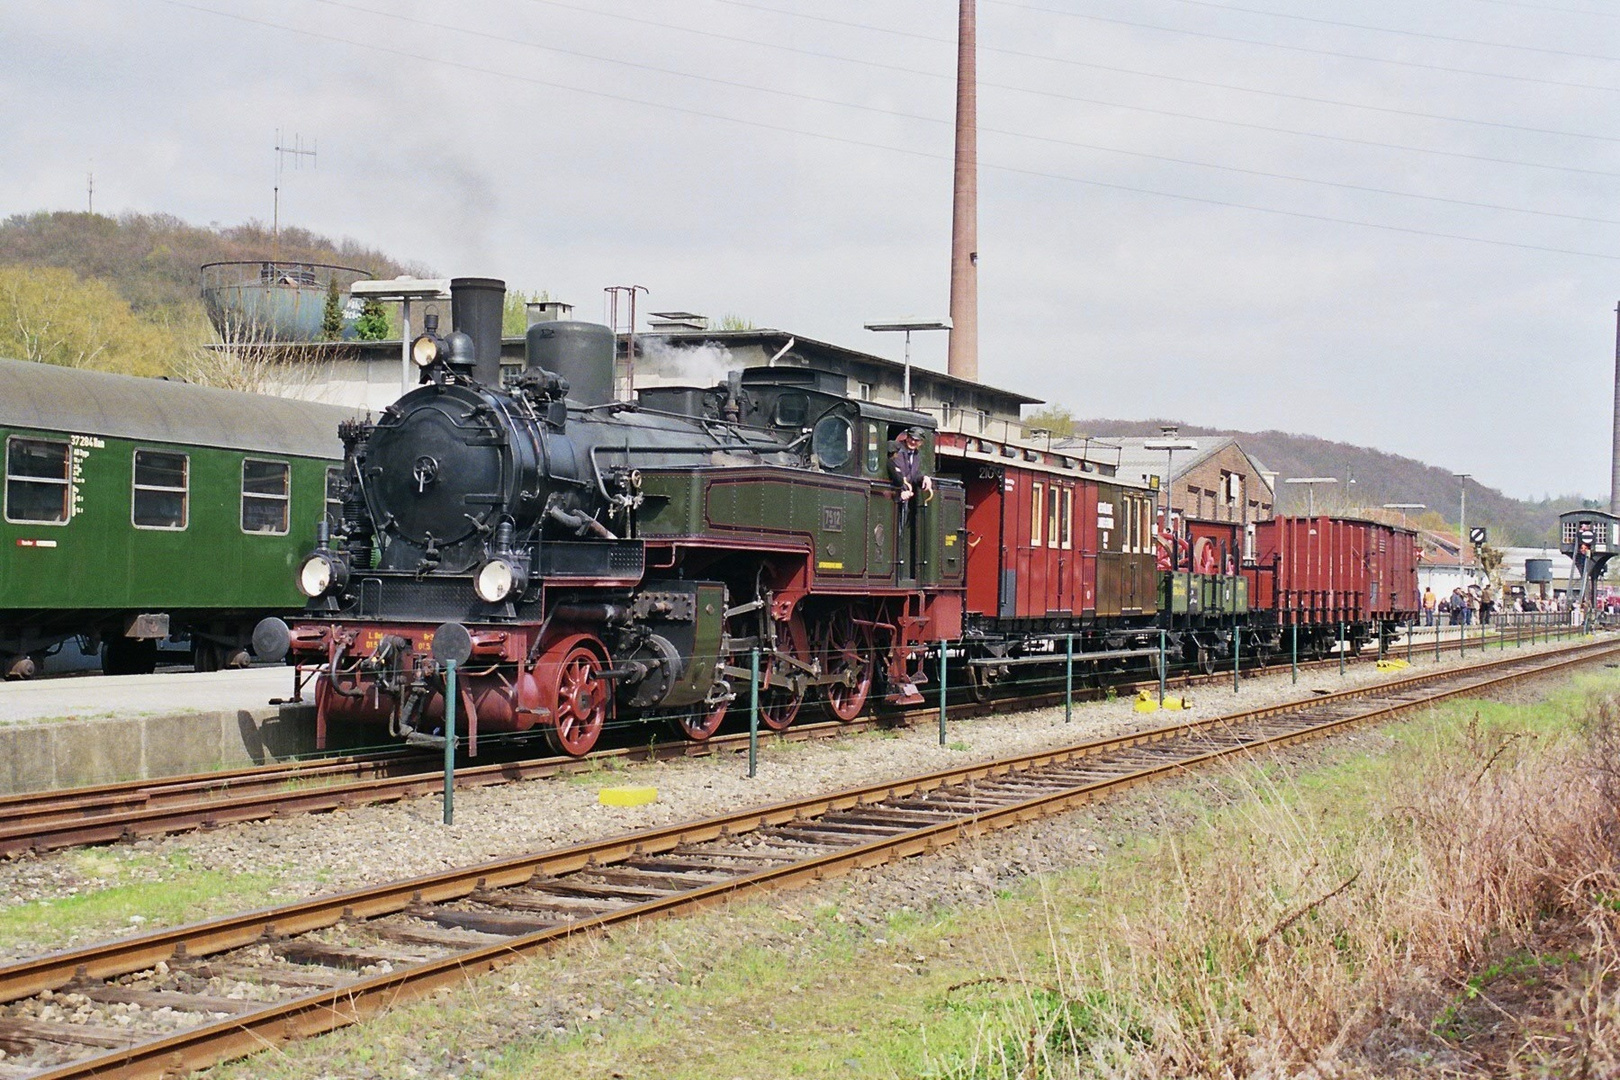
[0,357,354,677]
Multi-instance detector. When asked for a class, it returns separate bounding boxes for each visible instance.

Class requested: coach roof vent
[648,311,708,332]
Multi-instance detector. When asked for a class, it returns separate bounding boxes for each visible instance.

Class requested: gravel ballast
[0,637,1600,961]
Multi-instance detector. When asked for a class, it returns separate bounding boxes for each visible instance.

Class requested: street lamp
[1455,473,1471,585]
[350,277,453,396]
[1284,477,1338,517]
[864,318,952,410]
[1143,426,1197,521]
[1382,502,1425,529]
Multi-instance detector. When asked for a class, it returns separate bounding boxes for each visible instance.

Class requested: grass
[0,850,282,954]
[196,667,1620,1078]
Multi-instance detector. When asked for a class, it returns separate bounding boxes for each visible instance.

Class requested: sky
[3,0,1619,502]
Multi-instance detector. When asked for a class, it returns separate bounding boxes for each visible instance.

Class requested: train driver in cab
[890,426,933,580]
[889,427,934,504]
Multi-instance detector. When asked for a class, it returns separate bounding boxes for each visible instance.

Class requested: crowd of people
[1419,584,1567,626]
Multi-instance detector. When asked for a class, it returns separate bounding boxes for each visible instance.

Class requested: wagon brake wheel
[542,644,609,757]
[1198,645,1218,677]
[817,612,874,723]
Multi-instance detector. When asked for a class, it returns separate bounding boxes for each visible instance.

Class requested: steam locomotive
[257,277,1419,757]
[255,278,964,756]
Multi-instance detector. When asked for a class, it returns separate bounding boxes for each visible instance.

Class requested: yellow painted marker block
[1162,696,1188,710]
[1133,690,1160,713]
[599,785,658,807]
[1376,659,1411,671]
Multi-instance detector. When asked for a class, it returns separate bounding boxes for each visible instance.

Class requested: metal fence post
[1233,613,1240,692]
[1064,634,1073,723]
[1339,621,1346,677]
[748,648,759,779]
[1406,620,1412,662]
[443,659,456,826]
[1291,623,1298,685]
[938,642,948,746]
[1159,628,1168,705]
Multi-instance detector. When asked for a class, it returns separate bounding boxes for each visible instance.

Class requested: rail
[1,637,1612,1078]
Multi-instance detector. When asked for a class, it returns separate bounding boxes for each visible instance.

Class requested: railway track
[0,630,1594,859]
[0,637,1613,1079]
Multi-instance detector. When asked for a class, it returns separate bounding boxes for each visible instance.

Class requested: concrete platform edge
[2,704,319,795]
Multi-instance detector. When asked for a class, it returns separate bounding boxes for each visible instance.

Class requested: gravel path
[0,637,1595,961]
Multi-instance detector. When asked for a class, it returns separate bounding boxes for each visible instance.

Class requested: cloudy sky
[4,0,1619,501]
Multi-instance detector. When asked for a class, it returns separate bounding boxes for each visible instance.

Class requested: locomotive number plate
[822,506,844,532]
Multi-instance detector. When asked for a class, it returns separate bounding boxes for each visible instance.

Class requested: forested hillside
[1064,416,1579,547]
[0,211,421,318]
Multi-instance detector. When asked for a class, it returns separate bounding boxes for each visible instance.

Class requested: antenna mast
[273,129,318,260]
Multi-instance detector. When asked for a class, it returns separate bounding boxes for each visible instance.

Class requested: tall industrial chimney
[947,0,979,382]
[1611,302,1620,513]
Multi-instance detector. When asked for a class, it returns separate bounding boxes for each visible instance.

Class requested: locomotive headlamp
[411,334,442,368]
[297,553,342,598]
[473,558,522,603]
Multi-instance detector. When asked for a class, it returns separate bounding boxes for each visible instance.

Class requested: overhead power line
[164,0,1620,263]
[302,0,1620,224]
[711,0,1620,94]
[524,0,1620,145]
[1154,0,1620,62]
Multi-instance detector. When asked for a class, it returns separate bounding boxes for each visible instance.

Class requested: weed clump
[940,693,1620,1078]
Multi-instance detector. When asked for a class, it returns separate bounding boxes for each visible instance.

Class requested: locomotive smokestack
[451,277,506,386]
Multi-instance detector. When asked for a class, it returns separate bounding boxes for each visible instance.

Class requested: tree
[502,288,554,337]
[354,298,390,341]
[715,313,755,331]
[0,264,177,375]
[1022,404,1076,439]
[320,277,343,340]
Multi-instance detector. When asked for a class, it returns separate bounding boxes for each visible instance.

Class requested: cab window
[812,415,853,470]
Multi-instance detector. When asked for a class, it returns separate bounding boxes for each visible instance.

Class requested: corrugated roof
[0,357,359,460]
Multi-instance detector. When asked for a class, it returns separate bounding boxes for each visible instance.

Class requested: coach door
[962,464,1005,616]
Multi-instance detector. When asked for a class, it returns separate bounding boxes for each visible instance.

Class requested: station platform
[0,668,319,795]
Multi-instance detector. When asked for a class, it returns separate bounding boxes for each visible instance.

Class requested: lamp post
[1143,427,1197,521]
[1284,477,1338,516]
[1455,473,1471,587]
[350,277,453,397]
[864,319,952,410]
[1382,503,1425,529]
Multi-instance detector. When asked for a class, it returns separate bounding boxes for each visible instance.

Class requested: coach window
[1047,484,1060,549]
[1060,488,1073,549]
[1031,484,1044,547]
[132,449,188,530]
[4,436,72,524]
[241,459,290,535]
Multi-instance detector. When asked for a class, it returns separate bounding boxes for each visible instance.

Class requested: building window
[4,436,71,524]
[857,381,872,401]
[241,459,290,535]
[1031,483,1044,547]
[1060,487,1073,549]
[132,449,188,530]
